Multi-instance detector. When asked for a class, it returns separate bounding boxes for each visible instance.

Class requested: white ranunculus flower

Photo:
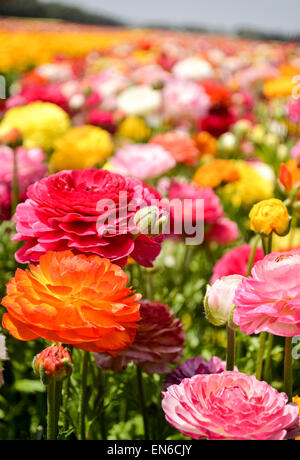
[69,93,85,110]
[117,85,162,116]
[204,275,244,327]
[36,63,73,82]
[172,56,214,81]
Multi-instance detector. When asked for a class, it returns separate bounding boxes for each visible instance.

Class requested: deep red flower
[198,107,236,138]
[94,299,186,374]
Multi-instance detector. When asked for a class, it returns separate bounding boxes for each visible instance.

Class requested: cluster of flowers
[2,19,300,441]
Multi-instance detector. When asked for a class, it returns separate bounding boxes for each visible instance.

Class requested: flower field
[2,18,300,441]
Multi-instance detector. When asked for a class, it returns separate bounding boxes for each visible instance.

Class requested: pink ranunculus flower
[234,249,300,336]
[162,371,300,440]
[13,169,165,268]
[0,146,47,220]
[205,217,239,245]
[94,300,186,374]
[162,356,228,390]
[211,244,264,283]
[110,144,176,180]
[291,140,300,163]
[288,99,300,124]
[18,84,68,112]
[162,78,210,122]
[168,180,223,227]
[86,110,116,134]
[132,64,172,86]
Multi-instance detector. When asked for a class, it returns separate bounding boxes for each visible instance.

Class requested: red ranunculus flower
[13,169,165,267]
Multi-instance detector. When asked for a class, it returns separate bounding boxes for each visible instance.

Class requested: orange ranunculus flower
[279,160,300,194]
[2,251,141,353]
[193,159,240,188]
[150,131,199,166]
[192,131,217,157]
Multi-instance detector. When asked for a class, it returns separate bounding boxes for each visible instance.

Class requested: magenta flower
[168,180,223,227]
[288,99,300,124]
[0,146,47,220]
[211,244,264,283]
[234,249,300,336]
[94,300,186,374]
[110,144,176,180]
[205,217,239,245]
[163,356,227,390]
[291,140,300,162]
[162,371,300,440]
[13,169,165,267]
[8,84,69,112]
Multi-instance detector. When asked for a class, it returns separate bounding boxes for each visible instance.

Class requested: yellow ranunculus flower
[249,199,290,236]
[118,116,151,142]
[221,161,273,208]
[50,125,113,171]
[0,102,70,151]
[263,76,294,99]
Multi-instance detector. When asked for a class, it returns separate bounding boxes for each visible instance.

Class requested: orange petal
[2,313,39,341]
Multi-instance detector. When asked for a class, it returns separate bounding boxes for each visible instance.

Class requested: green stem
[247,235,260,276]
[260,235,268,256]
[263,333,274,382]
[226,325,236,371]
[256,332,267,380]
[284,337,293,402]
[11,148,19,215]
[267,233,273,254]
[62,374,71,431]
[62,345,73,432]
[47,379,62,440]
[136,366,150,440]
[146,270,153,299]
[255,234,272,381]
[78,351,90,440]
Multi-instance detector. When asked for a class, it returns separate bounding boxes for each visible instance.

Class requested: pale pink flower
[234,249,300,336]
[162,79,210,122]
[110,144,176,180]
[162,371,300,440]
[211,244,264,283]
[94,300,186,374]
[0,332,8,388]
[205,275,244,327]
[132,64,171,86]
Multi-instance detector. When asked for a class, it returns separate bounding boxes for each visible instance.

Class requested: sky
[39,0,300,36]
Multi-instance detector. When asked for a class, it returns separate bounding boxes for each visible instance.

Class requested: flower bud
[69,93,85,110]
[264,133,279,150]
[1,128,22,148]
[249,198,290,236]
[134,206,168,236]
[218,132,237,154]
[33,345,73,385]
[249,124,265,144]
[204,275,244,327]
[232,119,251,138]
